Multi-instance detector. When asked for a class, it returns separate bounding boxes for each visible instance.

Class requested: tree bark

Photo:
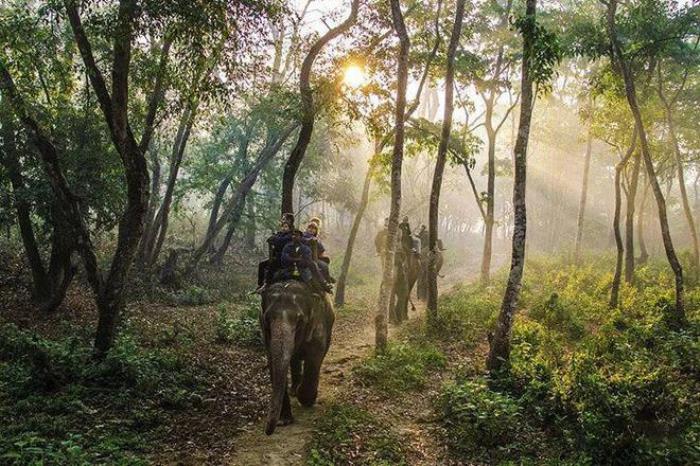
[611,131,637,309]
[624,150,641,282]
[210,196,246,264]
[606,0,685,327]
[205,176,233,247]
[574,121,593,264]
[427,0,465,319]
[637,176,650,264]
[377,0,409,353]
[281,0,359,214]
[487,0,536,374]
[658,78,699,275]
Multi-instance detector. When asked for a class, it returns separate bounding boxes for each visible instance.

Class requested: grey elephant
[390,248,421,323]
[260,281,334,435]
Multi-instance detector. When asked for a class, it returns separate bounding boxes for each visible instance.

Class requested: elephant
[260,280,334,435]
[417,248,444,301]
[390,248,421,323]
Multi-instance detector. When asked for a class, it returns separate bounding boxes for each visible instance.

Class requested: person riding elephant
[260,280,334,435]
[280,229,332,294]
[390,217,421,323]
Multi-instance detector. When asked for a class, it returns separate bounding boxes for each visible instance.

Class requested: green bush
[214,303,261,347]
[439,379,523,459]
[307,402,406,466]
[0,323,203,465]
[353,342,445,395]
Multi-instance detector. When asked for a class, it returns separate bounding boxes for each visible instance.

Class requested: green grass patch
[214,300,262,347]
[353,342,445,396]
[307,402,407,465]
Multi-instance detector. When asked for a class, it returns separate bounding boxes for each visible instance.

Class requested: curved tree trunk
[606,0,685,327]
[428,0,465,319]
[281,0,359,214]
[611,131,637,308]
[486,0,536,374]
[624,151,641,282]
[659,87,699,276]
[377,0,410,352]
[335,161,372,307]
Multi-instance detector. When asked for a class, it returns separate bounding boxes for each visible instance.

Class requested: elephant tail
[265,317,294,435]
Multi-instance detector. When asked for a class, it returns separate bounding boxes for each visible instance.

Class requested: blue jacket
[268,231,292,262]
[281,242,313,269]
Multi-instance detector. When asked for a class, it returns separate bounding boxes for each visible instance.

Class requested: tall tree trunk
[637,176,650,264]
[658,84,700,275]
[281,0,359,214]
[606,0,685,327]
[611,132,637,308]
[187,123,299,274]
[146,105,196,267]
[245,196,256,250]
[205,176,233,251]
[486,0,536,374]
[481,123,496,285]
[574,122,593,264]
[211,197,246,265]
[428,0,465,319]
[136,149,161,270]
[624,151,641,282]
[335,160,373,306]
[377,0,409,352]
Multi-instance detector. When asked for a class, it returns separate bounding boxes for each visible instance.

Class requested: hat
[282,212,295,225]
[309,216,321,227]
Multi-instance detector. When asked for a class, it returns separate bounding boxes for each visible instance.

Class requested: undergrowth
[436,256,700,465]
[307,402,407,466]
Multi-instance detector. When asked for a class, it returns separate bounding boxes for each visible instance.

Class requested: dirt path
[228,304,411,465]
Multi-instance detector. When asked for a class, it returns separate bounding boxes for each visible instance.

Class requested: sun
[343,64,366,89]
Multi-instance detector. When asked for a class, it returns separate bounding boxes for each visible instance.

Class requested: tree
[427,0,466,319]
[604,0,686,327]
[487,0,560,373]
[376,0,410,352]
[281,0,360,214]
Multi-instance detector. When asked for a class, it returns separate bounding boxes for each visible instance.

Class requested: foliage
[353,342,445,396]
[437,257,700,465]
[307,402,407,466]
[214,301,262,347]
[0,323,204,464]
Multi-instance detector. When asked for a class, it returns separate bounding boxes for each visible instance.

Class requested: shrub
[307,402,406,465]
[214,303,261,347]
[439,379,523,459]
[353,342,445,395]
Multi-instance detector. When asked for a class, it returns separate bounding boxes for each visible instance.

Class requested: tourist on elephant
[281,229,332,294]
[398,216,414,253]
[256,213,295,293]
[303,221,334,283]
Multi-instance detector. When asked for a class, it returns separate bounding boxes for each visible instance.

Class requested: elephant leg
[291,355,302,395]
[297,349,324,407]
[280,384,294,425]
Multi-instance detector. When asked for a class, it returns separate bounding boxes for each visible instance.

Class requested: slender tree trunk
[611,132,637,308]
[187,123,299,273]
[624,151,641,282]
[211,197,246,265]
[377,0,409,352]
[205,176,233,250]
[335,160,373,306]
[245,197,256,250]
[428,0,465,319]
[147,106,196,266]
[574,122,593,264]
[659,91,700,275]
[281,0,359,213]
[481,124,496,285]
[487,0,536,374]
[606,0,685,327]
[637,177,650,264]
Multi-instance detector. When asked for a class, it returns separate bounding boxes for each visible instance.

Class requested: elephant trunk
[265,317,295,435]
